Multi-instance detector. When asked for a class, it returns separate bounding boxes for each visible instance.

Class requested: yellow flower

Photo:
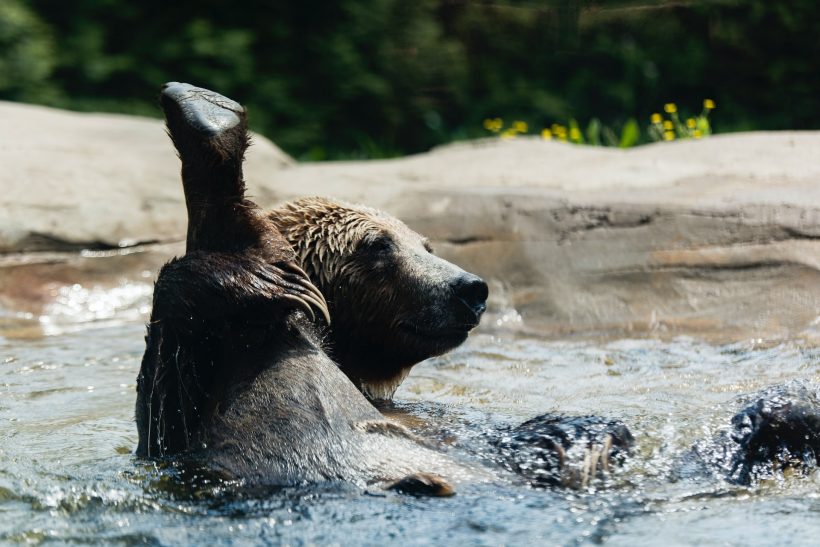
[651,113,662,124]
[686,118,696,129]
[569,127,581,141]
[663,131,675,141]
[513,121,528,133]
[664,103,677,114]
[704,99,716,110]
[541,128,552,140]
[693,129,702,139]
[483,118,503,132]
[501,129,517,140]
[663,120,674,130]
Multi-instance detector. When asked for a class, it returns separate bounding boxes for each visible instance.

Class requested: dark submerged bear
[679,381,820,485]
[492,382,820,489]
[134,83,470,492]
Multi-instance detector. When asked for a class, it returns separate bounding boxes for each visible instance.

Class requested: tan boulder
[1,101,818,341]
[0,100,291,252]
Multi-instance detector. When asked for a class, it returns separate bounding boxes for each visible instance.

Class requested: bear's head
[270,197,488,400]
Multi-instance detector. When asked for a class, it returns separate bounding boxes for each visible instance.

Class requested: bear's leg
[151,251,329,328]
[158,82,329,323]
[494,415,634,488]
[159,82,256,253]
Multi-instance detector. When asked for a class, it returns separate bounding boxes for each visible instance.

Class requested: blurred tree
[10,0,820,158]
[0,0,57,102]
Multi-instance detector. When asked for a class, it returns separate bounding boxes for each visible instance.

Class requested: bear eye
[366,235,394,255]
[422,238,434,254]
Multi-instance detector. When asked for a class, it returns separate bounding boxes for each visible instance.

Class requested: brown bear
[135,82,474,493]
[263,185,820,491]
[135,83,820,494]
[270,198,488,400]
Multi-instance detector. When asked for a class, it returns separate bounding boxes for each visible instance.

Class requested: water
[1,284,819,545]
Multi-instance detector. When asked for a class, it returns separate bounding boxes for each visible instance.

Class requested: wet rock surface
[1,101,819,341]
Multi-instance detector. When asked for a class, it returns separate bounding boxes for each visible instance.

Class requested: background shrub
[4,0,818,159]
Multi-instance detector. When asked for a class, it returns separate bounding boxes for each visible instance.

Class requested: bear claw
[276,261,331,325]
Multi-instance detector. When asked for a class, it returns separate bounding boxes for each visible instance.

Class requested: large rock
[1,101,818,341]
[0,101,292,252]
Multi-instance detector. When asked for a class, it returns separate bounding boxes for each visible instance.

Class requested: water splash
[38,282,153,336]
[484,280,524,331]
[2,323,819,544]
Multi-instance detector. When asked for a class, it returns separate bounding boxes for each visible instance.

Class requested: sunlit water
[1,285,819,545]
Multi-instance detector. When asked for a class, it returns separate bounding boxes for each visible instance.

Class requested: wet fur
[271,197,486,399]
[135,83,820,492]
[683,381,820,485]
[135,83,463,490]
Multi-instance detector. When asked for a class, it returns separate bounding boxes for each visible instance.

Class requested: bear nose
[451,273,489,319]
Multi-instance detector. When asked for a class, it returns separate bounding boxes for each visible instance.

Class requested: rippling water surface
[1,286,819,545]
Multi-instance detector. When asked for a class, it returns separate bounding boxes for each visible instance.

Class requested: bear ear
[160,83,256,252]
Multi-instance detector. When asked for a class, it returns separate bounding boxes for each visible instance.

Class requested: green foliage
[647,100,715,142]
[585,118,601,146]
[0,0,57,102]
[618,119,640,148]
[23,0,468,159]
[8,0,820,158]
[483,115,636,147]
[482,100,713,148]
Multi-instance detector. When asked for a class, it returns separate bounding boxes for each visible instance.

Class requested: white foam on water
[38,282,153,336]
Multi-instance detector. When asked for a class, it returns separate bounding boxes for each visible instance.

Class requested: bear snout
[449,273,489,323]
